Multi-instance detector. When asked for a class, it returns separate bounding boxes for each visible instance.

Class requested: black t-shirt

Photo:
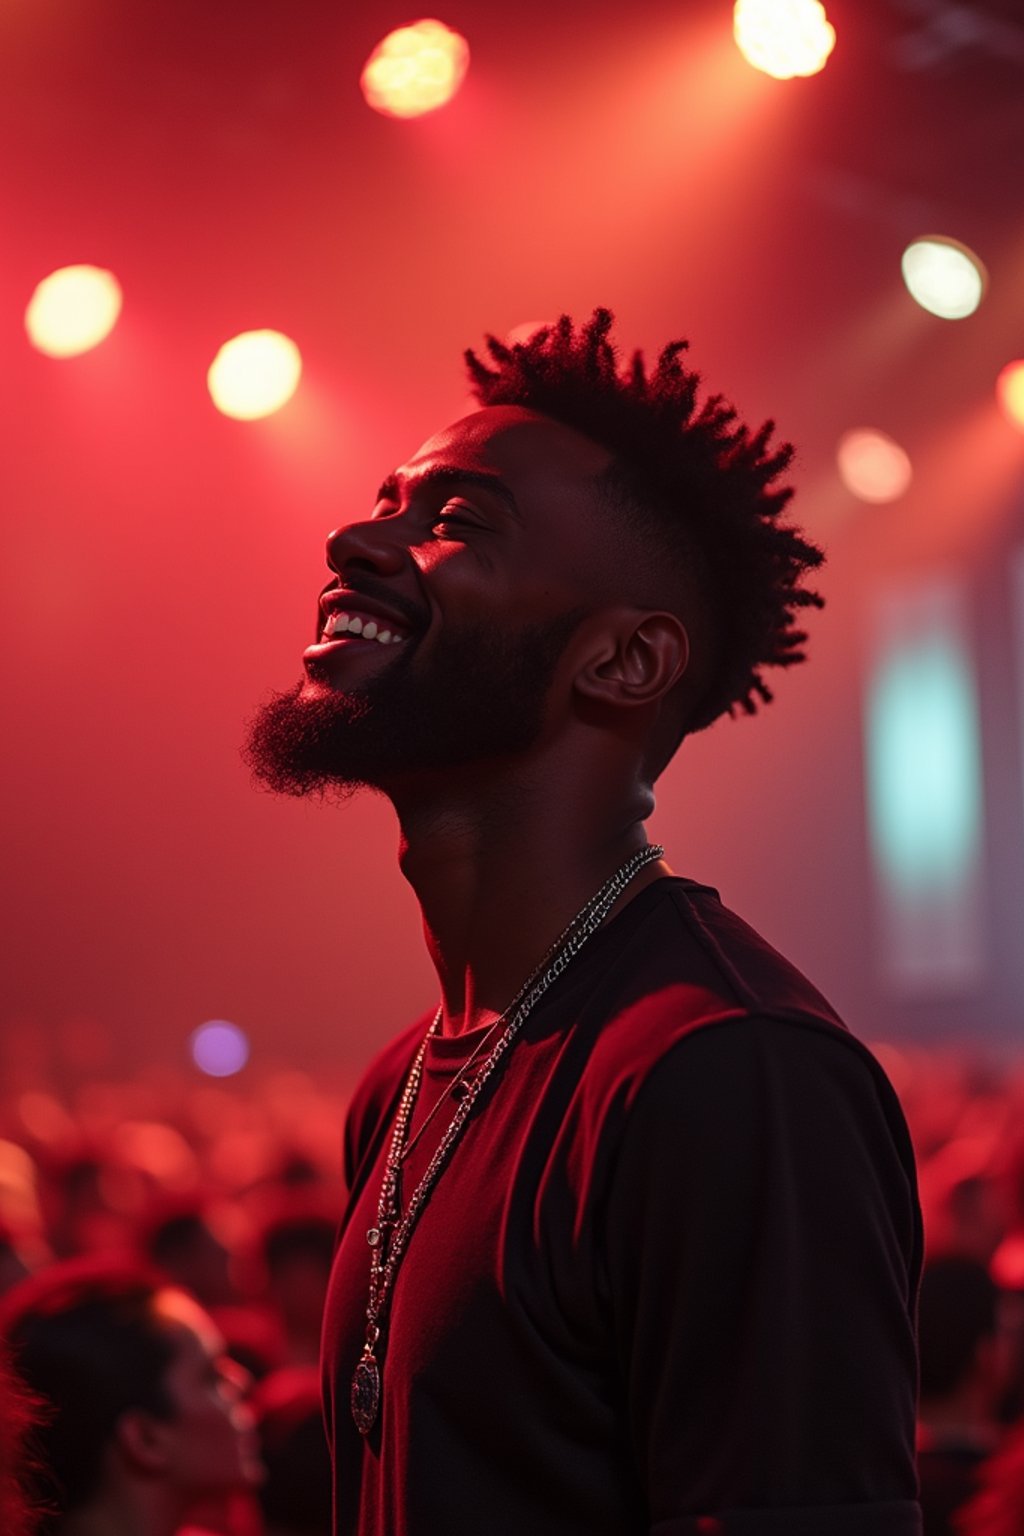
[323,877,924,1535]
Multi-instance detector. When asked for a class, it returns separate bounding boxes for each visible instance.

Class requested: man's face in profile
[244,406,614,799]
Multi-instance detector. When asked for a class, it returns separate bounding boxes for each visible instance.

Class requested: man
[245,310,924,1534]
[0,1256,264,1536]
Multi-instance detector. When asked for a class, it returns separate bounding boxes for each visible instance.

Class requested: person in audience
[258,1212,336,1368]
[917,1255,1009,1535]
[143,1200,236,1309]
[0,1256,263,1536]
[252,1367,332,1536]
[40,1150,125,1259]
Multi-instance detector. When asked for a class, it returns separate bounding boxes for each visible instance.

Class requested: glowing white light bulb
[25,265,123,357]
[901,237,986,320]
[361,19,470,119]
[733,0,836,79]
[207,330,302,421]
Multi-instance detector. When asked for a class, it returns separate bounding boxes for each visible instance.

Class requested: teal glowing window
[864,579,984,986]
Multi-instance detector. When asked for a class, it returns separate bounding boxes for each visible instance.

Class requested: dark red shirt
[323,877,924,1535]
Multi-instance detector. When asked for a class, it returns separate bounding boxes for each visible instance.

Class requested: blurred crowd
[1,1032,1024,1535]
[0,1039,349,1536]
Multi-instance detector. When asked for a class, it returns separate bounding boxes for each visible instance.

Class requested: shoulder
[573,874,864,1108]
[605,1006,908,1141]
[582,993,899,1130]
[595,1011,922,1277]
[570,885,917,1186]
[587,1008,921,1265]
[627,876,846,1023]
[549,876,917,1162]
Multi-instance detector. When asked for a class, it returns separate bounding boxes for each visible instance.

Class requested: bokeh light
[190,1020,250,1078]
[996,361,1024,433]
[901,237,986,320]
[207,330,302,420]
[865,582,983,983]
[733,0,836,79]
[837,429,913,504]
[361,18,470,119]
[25,265,123,358]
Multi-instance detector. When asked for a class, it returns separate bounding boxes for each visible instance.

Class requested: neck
[391,764,667,1037]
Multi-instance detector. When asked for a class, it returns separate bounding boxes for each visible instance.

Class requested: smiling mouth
[318,610,408,647]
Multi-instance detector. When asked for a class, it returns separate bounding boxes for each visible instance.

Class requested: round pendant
[351,1353,380,1435]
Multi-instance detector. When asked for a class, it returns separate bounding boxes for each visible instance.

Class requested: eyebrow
[375,466,523,524]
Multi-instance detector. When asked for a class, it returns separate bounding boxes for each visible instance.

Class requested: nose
[326,516,407,580]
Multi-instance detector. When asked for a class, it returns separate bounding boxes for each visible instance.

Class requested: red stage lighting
[837,429,913,503]
[207,330,302,421]
[25,265,122,357]
[361,19,470,119]
[901,237,986,321]
[997,361,1024,433]
[733,0,836,79]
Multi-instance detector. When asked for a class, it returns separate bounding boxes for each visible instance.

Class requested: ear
[573,610,689,711]
[114,1408,174,1477]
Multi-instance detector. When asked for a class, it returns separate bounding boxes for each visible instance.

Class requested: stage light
[996,361,1024,432]
[190,1020,250,1078]
[901,237,985,320]
[207,330,302,420]
[733,0,836,79]
[361,18,470,119]
[865,580,983,984]
[837,429,913,503]
[25,265,122,357]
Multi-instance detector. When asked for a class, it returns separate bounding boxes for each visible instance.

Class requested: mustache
[319,575,425,632]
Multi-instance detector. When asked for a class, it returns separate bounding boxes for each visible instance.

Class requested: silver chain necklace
[350,842,665,1435]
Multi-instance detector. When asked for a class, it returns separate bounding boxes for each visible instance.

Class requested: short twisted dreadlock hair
[464,309,825,748]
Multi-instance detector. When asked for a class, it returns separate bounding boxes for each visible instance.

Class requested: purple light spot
[190,1020,250,1077]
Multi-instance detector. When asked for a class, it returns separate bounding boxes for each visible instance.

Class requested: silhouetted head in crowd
[143,1201,235,1308]
[0,1257,263,1536]
[39,1152,112,1260]
[252,1367,332,1536]
[260,1212,336,1366]
[918,1255,1008,1445]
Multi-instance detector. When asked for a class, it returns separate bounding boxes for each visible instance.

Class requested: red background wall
[3,0,1024,1079]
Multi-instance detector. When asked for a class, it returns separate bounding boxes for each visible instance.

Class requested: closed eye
[432,499,483,535]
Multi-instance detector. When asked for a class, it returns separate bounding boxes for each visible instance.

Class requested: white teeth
[322,610,407,644]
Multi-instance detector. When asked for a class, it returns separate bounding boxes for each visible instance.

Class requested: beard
[242,608,585,800]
